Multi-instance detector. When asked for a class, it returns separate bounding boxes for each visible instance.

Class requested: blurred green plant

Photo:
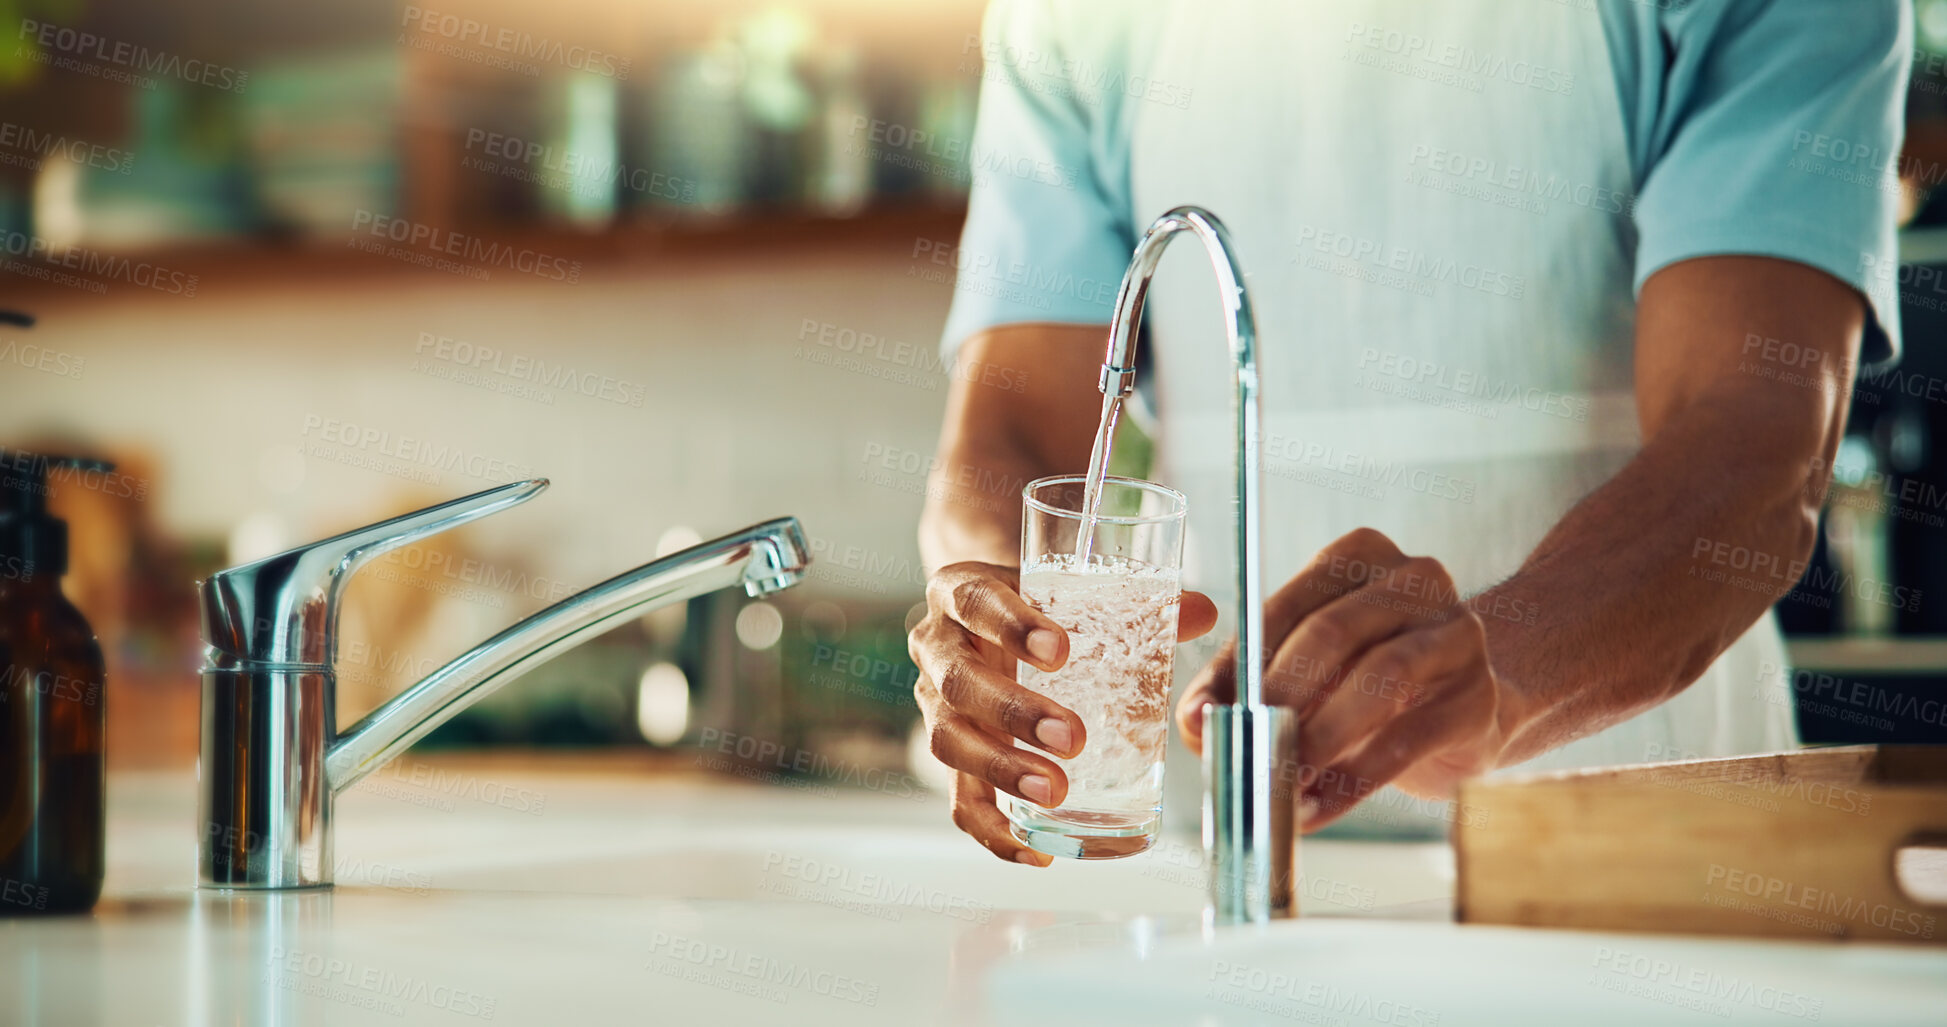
[0,0,85,87]
[168,80,245,164]
[1107,416,1154,479]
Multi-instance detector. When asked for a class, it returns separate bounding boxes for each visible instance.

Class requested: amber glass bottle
[0,451,108,915]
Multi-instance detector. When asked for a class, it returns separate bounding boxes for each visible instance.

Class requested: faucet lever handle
[199,478,549,667]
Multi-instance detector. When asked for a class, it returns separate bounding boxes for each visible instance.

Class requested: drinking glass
[1005,474,1187,859]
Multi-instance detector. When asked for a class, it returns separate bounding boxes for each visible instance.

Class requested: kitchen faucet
[1098,206,1298,924]
[197,478,810,889]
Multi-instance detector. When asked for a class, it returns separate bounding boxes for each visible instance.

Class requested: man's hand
[1175,528,1518,831]
[912,561,1218,865]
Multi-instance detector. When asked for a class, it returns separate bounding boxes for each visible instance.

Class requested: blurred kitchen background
[2,0,1947,804]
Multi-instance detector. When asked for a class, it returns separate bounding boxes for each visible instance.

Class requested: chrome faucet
[1098,206,1297,924]
[197,478,810,889]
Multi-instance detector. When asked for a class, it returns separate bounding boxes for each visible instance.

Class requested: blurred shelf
[377,746,719,779]
[3,201,968,306]
[1786,635,1947,675]
[1900,226,1947,264]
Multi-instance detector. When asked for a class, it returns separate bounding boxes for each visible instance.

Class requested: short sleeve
[1629,0,1912,367]
[937,0,1133,364]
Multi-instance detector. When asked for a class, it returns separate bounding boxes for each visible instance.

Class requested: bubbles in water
[1017,554,1180,826]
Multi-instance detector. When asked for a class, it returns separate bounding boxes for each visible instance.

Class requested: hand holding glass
[1004,474,1187,860]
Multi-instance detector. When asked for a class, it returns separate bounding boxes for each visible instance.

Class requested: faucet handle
[199,478,548,668]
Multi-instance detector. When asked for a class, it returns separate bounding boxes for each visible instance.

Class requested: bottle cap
[0,449,114,579]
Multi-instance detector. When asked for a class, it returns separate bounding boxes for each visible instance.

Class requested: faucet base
[1203,703,1298,924]
[199,668,335,889]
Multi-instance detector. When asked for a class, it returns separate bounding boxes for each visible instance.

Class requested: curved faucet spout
[1096,206,1294,925]
[327,517,810,792]
[197,482,810,890]
[1098,206,1265,706]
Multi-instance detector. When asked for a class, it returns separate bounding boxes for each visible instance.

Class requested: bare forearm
[918,442,1043,571]
[1478,258,1862,766]
[917,324,1108,574]
[1480,382,1837,763]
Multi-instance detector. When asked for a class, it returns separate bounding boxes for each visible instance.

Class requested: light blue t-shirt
[942,0,1910,367]
[936,0,1911,777]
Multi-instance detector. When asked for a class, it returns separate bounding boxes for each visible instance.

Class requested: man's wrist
[919,527,1019,577]
[1475,589,1544,770]
[1487,669,1539,771]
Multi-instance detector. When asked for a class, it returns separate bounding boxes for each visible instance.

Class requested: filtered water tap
[1098,206,1297,924]
[197,478,810,889]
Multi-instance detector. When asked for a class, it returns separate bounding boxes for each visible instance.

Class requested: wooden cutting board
[1456,745,1947,944]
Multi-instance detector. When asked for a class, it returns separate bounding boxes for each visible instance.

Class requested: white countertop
[3,756,1941,1026]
